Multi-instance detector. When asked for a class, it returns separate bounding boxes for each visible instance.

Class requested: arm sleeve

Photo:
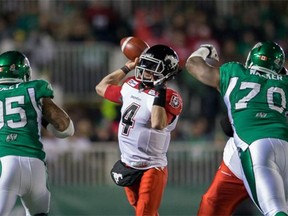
[36,79,54,99]
[103,85,122,104]
[165,89,183,123]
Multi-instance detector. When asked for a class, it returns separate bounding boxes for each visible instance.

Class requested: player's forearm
[96,58,138,97]
[186,57,207,81]
[42,99,71,131]
[151,106,167,130]
[95,69,127,97]
[42,98,74,138]
[186,57,219,89]
[151,81,168,129]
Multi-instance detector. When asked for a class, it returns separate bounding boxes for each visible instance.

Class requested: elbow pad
[47,119,74,138]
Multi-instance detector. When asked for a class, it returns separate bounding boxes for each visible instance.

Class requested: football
[120,36,149,60]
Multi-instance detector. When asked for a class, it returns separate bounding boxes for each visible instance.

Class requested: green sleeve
[33,79,54,99]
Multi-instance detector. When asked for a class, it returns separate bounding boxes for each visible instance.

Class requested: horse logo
[112,172,123,184]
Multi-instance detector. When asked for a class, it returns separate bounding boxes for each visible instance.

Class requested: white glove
[200,44,219,61]
[188,44,219,61]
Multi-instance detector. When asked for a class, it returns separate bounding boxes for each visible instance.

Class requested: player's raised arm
[95,58,138,97]
[96,36,148,98]
[185,44,221,90]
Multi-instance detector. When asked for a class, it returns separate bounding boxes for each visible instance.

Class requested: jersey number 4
[121,103,140,135]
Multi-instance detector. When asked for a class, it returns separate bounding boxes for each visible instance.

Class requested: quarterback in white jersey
[117,77,181,169]
[96,44,182,216]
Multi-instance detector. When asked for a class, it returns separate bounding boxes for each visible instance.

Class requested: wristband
[188,47,210,60]
[153,88,166,107]
[120,65,130,74]
[47,119,75,138]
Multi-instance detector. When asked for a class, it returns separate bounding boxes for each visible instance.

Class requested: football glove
[188,44,219,62]
[200,44,219,61]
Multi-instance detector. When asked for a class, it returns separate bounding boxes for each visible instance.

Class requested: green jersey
[0,79,54,161]
[219,62,288,144]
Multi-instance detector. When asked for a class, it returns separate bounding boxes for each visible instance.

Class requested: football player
[96,44,183,216]
[186,41,288,216]
[0,51,74,215]
[198,66,288,216]
[198,115,249,215]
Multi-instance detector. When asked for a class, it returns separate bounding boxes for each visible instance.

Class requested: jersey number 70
[229,77,286,114]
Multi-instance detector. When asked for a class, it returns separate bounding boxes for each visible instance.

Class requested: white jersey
[105,77,182,170]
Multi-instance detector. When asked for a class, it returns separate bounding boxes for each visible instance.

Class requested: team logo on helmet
[10,64,15,71]
[165,55,178,69]
[260,56,267,61]
[144,53,153,58]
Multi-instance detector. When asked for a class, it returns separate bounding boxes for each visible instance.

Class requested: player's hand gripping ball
[120,36,149,60]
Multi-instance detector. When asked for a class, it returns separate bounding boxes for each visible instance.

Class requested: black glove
[154,80,166,92]
[200,44,219,61]
[152,69,182,107]
[153,82,166,107]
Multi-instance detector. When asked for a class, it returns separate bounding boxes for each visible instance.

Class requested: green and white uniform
[220,62,288,215]
[0,79,53,215]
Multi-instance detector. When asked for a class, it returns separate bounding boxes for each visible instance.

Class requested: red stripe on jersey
[104,78,183,121]
[165,89,182,116]
[104,85,122,104]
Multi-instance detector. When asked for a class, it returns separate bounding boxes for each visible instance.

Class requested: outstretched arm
[95,58,138,97]
[185,45,221,91]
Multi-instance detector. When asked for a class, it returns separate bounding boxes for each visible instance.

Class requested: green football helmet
[0,51,31,83]
[245,41,285,75]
